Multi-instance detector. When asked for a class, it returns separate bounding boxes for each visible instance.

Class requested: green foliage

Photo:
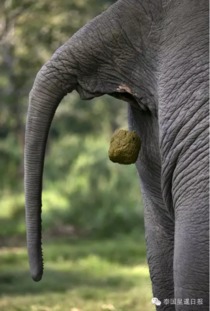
[0,237,154,311]
[43,133,143,237]
[0,0,144,238]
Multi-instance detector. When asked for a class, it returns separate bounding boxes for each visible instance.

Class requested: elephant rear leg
[174,203,209,311]
[144,197,175,311]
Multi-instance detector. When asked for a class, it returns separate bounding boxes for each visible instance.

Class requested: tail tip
[31,268,43,282]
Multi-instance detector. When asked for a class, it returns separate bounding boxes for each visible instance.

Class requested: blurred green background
[0,0,154,310]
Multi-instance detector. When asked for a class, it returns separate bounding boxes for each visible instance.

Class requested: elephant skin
[24,0,209,310]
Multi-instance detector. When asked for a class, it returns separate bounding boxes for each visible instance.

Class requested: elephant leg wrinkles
[129,106,175,310]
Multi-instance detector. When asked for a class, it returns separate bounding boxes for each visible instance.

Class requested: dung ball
[108,129,141,164]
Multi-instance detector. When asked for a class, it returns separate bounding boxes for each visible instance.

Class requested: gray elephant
[24,0,209,310]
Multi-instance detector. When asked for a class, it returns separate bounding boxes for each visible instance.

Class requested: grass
[0,236,155,311]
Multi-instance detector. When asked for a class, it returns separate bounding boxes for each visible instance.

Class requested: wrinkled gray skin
[24,0,209,310]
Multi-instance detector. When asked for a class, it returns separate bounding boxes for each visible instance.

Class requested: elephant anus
[24,0,209,310]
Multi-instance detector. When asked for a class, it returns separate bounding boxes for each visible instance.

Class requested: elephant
[24,0,209,310]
